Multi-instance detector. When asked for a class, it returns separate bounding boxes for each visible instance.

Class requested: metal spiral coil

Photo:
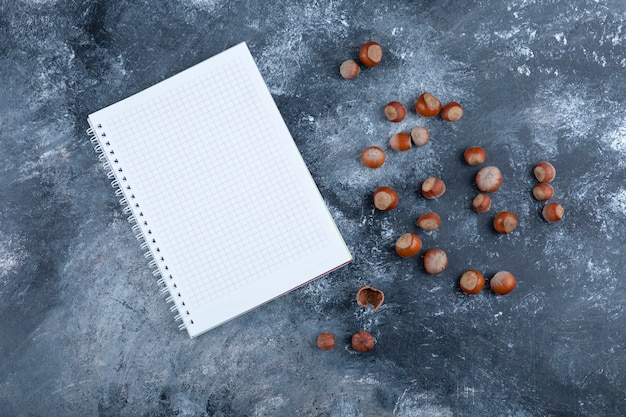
[87,126,189,333]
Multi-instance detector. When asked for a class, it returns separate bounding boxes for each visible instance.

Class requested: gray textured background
[2,1,626,416]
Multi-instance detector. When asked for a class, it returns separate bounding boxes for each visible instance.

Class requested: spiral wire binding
[87,125,194,332]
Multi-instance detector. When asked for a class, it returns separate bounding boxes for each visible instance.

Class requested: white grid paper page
[88,43,351,338]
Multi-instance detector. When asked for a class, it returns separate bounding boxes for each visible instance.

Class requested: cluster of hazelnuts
[339,41,383,80]
[316,285,384,352]
[359,89,566,298]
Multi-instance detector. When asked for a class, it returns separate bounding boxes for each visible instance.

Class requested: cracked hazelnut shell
[356,285,385,310]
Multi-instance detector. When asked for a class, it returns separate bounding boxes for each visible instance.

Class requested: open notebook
[87,42,352,338]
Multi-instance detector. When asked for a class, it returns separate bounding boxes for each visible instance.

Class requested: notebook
[87,42,352,338]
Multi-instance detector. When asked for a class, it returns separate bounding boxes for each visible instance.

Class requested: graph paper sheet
[87,42,352,338]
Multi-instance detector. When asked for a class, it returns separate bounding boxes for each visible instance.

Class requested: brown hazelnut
[384,101,407,122]
[534,161,556,183]
[361,146,386,168]
[459,270,485,295]
[415,92,442,117]
[490,271,517,295]
[389,132,411,151]
[421,177,446,199]
[339,59,360,80]
[423,248,448,275]
[542,202,564,223]
[395,232,422,258]
[472,193,492,213]
[493,211,518,234]
[417,212,441,231]
[475,166,503,193]
[359,42,383,67]
[441,101,463,121]
[351,330,375,352]
[532,183,554,201]
[464,146,486,166]
[316,332,336,350]
[410,126,430,147]
[356,285,385,310]
[373,186,398,211]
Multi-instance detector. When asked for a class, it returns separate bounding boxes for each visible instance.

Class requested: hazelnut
[339,59,360,79]
[459,270,485,295]
[410,126,430,147]
[475,166,502,193]
[421,177,446,199]
[351,330,375,352]
[423,248,448,275]
[472,193,492,213]
[441,101,463,121]
[490,271,517,295]
[384,101,407,122]
[373,186,398,211]
[532,183,554,201]
[464,146,486,166]
[417,212,441,231]
[359,41,383,67]
[534,161,556,183]
[395,232,422,258]
[542,202,564,223]
[415,92,442,117]
[493,211,518,234]
[356,285,385,310]
[316,332,336,350]
[361,146,386,168]
[389,132,411,151]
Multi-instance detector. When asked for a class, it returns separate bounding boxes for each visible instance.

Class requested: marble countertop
[1,1,626,416]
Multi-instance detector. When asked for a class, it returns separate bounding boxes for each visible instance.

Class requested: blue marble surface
[1,1,626,416]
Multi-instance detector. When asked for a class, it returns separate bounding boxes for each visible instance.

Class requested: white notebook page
[88,42,352,338]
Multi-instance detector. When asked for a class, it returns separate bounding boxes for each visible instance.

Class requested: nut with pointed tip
[384,101,407,122]
[542,202,564,223]
[475,166,502,193]
[415,92,442,117]
[356,285,385,310]
[361,146,386,168]
[490,271,517,295]
[423,248,448,275]
[460,270,485,295]
[441,101,463,121]
[316,332,336,350]
[534,161,556,183]
[351,330,375,352]
[464,146,486,166]
[373,186,398,211]
[359,42,383,67]
[472,193,492,213]
[410,126,430,147]
[421,177,446,199]
[339,59,360,80]
[389,132,411,151]
[532,183,554,201]
[395,232,422,258]
[417,212,441,231]
[494,211,518,234]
